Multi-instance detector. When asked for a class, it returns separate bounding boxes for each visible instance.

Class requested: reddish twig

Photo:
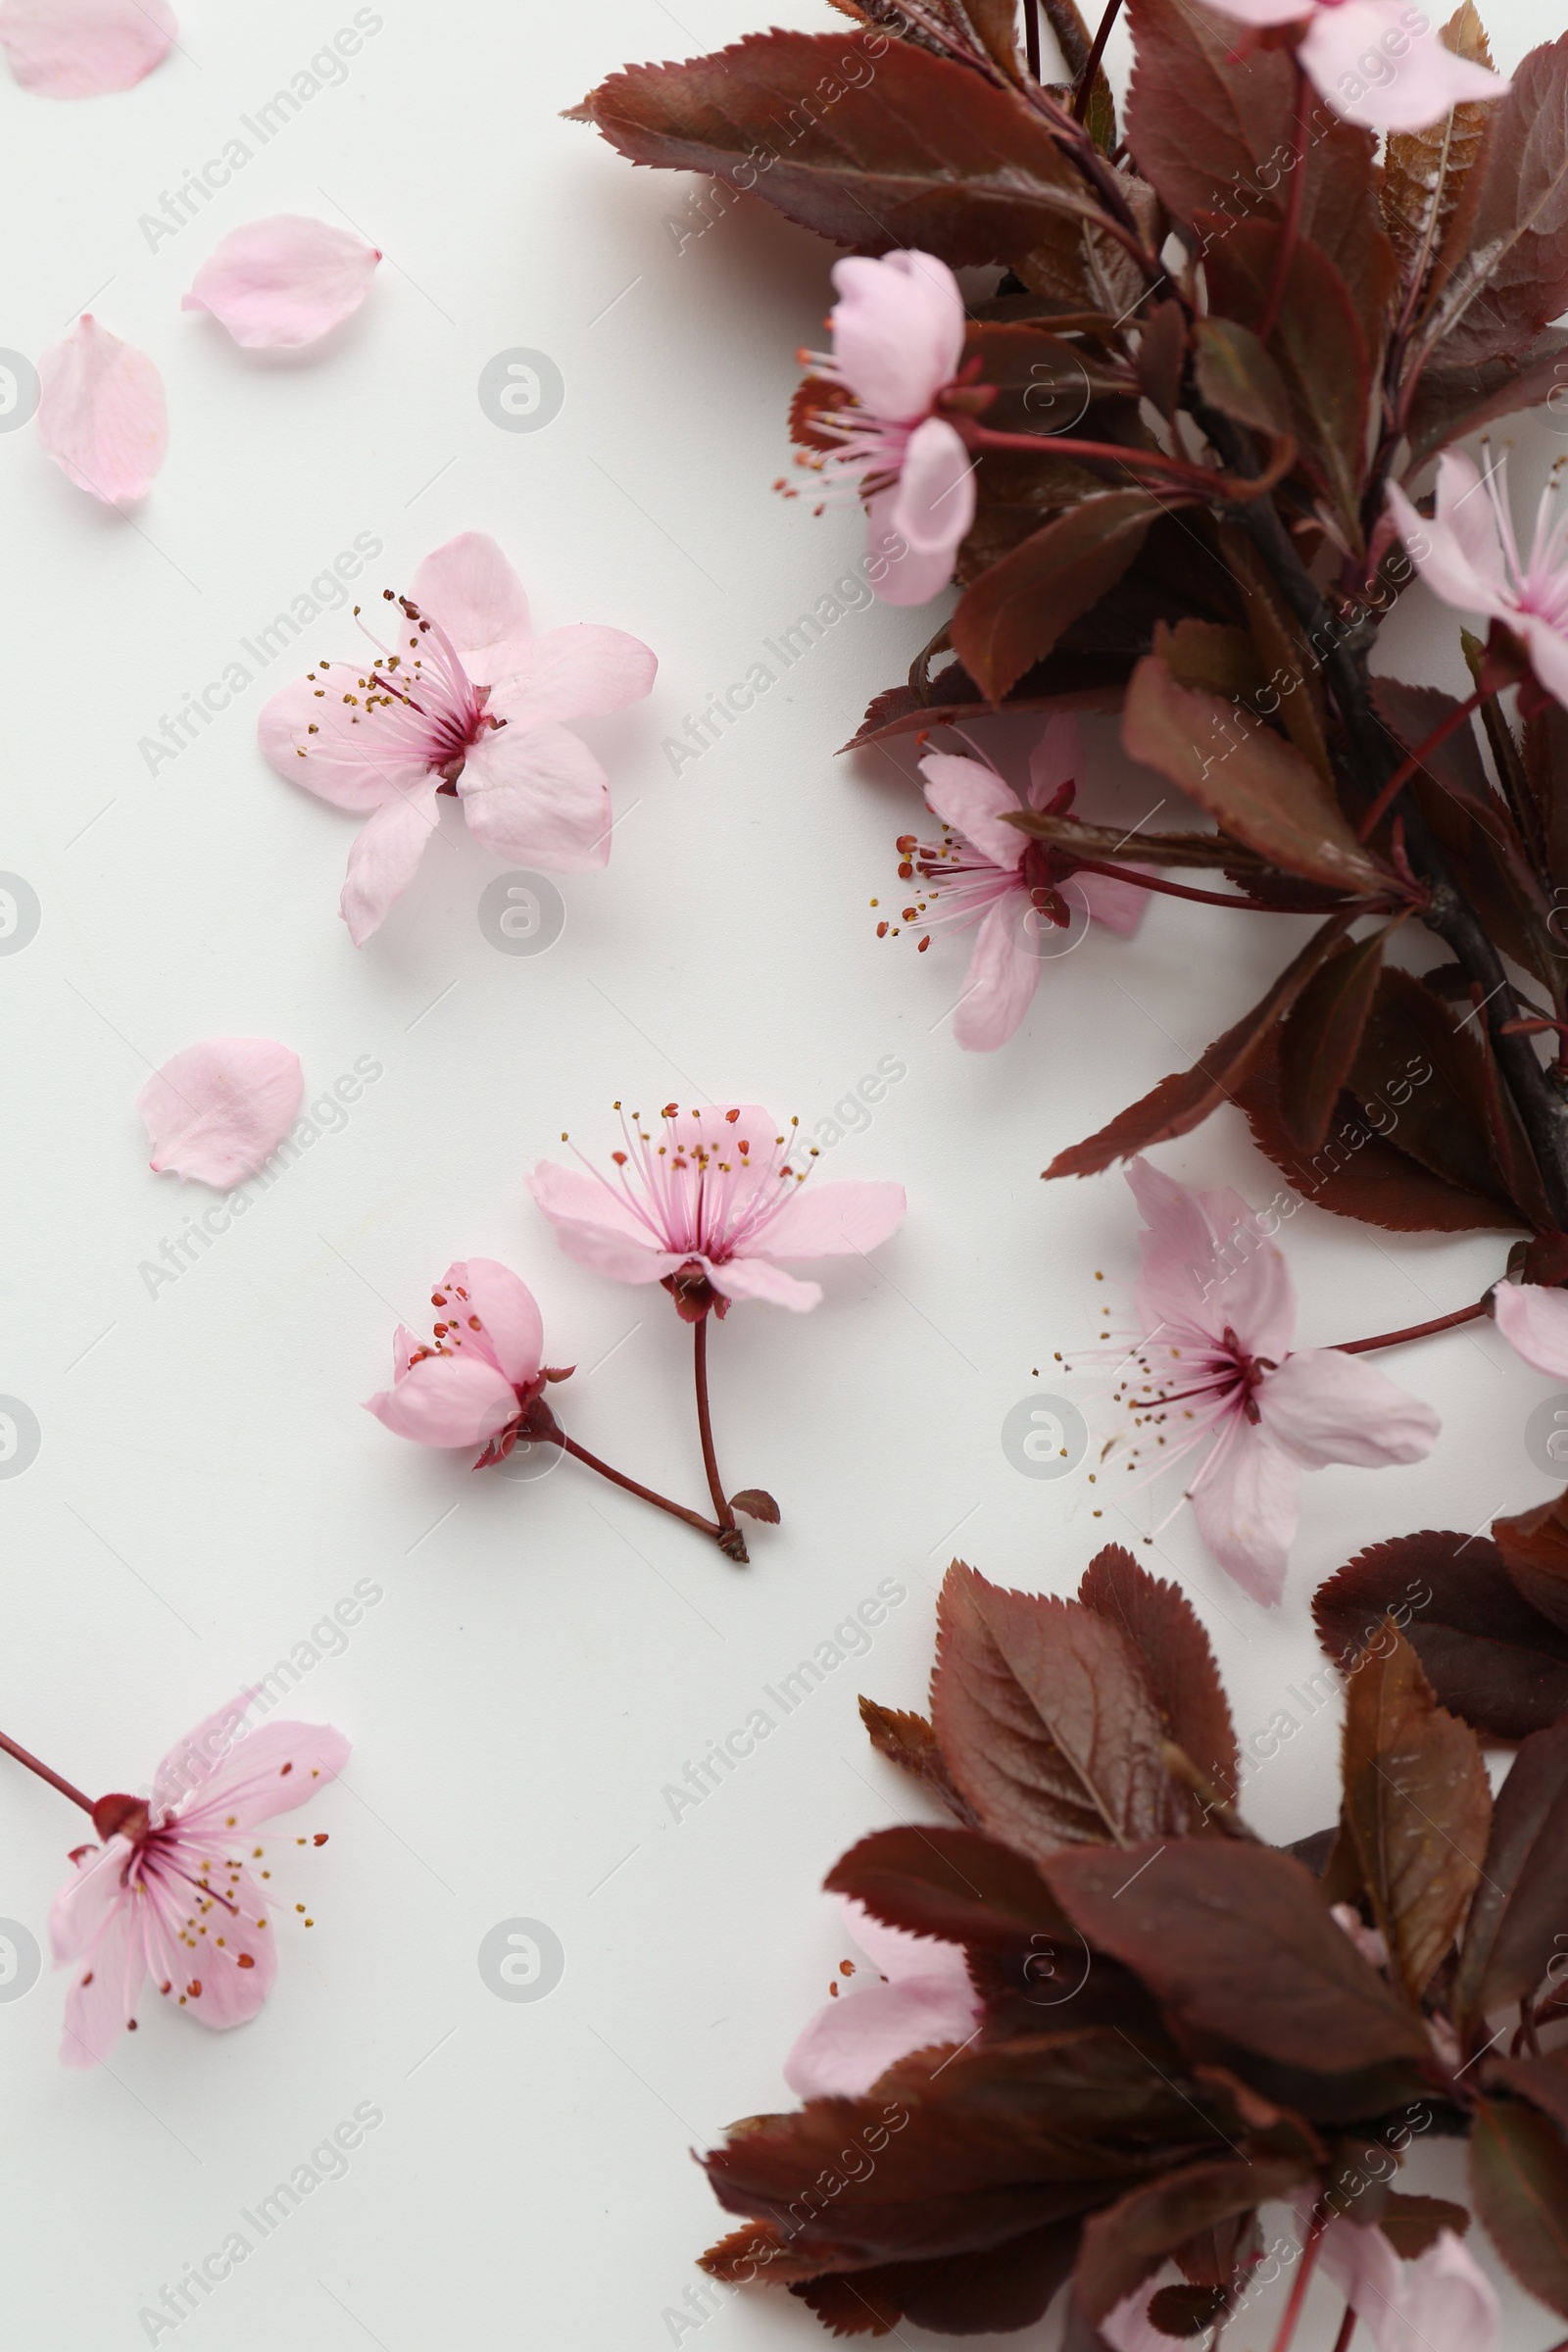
[552,1432,726,1544]
[1072,0,1123,122]
[1258,58,1312,345]
[0,1728,95,1817]
[1329,1301,1489,1354]
[1355,690,1483,842]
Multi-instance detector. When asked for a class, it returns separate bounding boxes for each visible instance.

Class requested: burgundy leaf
[931,1564,1185,1856]
[858,1697,977,1823]
[1075,2158,1306,2322]
[1277,928,1395,1152]
[1431,34,1568,368]
[825,1826,1071,1952]
[1469,2096,1568,2317]
[952,493,1163,704]
[1076,1546,1240,1807]
[1455,1720,1568,2027]
[1494,1494,1568,1636]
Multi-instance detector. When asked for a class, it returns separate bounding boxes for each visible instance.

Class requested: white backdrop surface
[0,2,1563,2346]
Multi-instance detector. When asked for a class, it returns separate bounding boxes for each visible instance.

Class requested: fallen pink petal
[0,0,175,98]
[183,216,382,350]
[36,315,168,504]
[138,1039,304,1188]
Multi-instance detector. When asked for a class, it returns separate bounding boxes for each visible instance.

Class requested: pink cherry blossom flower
[49,1699,348,2069]
[183,217,380,350]
[37,315,167,504]
[0,0,174,98]
[258,532,657,944]
[1200,0,1507,132]
[137,1038,304,1187]
[1387,452,1568,710]
[365,1258,557,1462]
[1102,2217,1497,2352]
[892,715,1148,1051]
[1087,1159,1440,1603]
[793,250,974,608]
[783,1900,981,2099]
[1491,1276,1568,1376]
[528,1102,906,1316]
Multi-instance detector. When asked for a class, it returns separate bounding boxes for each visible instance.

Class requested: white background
[0,2,1562,2346]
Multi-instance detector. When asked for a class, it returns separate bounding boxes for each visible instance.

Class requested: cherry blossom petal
[488,624,657,728]
[919,752,1026,872]
[1387,462,1510,621]
[151,1859,276,2031]
[706,1254,824,1311]
[838,1899,975,1990]
[1316,2215,1499,2352]
[954,892,1041,1051]
[1128,1159,1296,1358]
[153,1695,253,1814]
[458,720,612,869]
[828,251,966,422]
[49,1839,133,1967]
[408,532,532,684]
[1200,0,1306,24]
[445,1257,545,1387]
[1188,1422,1301,1605]
[138,1038,304,1188]
[0,0,174,97]
[760,1180,907,1260]
[180,1719,351,1834]
[891,416,975,562]
[58,1884,144,2069]
[181,216,379,350]
[364,1350,519,1447]
[1260,1348,1441,1468]
[1493,1278,1568,1376]
[1299,0,1509,132]
[1079,868,1151,935]
[36,316,167,504]
[784,1971,982,2098]
[257,670,428,811]
[1027,714,1082,807]
[865,483,961,607]
[527,1163,683,1284]
[340,775,444,945]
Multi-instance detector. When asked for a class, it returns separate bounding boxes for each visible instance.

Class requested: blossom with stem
[782,1900,982,2100]
[529,1103,905,1555]
[1072,1160,1440,1602]
[1386,451,1568,716]
[887,714,1148,1051]
[0,1699,347,2068]
[364,1256,748,1559]
[258,531,656,943]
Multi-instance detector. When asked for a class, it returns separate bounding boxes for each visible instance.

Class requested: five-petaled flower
[364,1257,568,1465]
[49,1699,348,2069]
[1387,451,1568,713]
[891,716,1147,1052]
[258,531,657,944]
[1085,1160,1441,1603]
[1200,0,1508,132]
[790,250,974,608]
[528,1102,906,1317]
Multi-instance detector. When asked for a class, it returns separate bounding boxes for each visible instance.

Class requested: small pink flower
[894,715,1148,1051]
[183,217,380,350]
[1388,453,1568,710]
[258,532,657,944]
[37,315,167,505]
[1314,2211,1499,2352]
[783,1900,981,2099]
[528,1103,906,1316]
[364,1257,558,1461]
[1091,1159,1440,1603]
[49,1699,348,2069]
[137,1037,304,1187]
[794,250,974,607]
[0,0,174,98]
[1201,0,1507,132]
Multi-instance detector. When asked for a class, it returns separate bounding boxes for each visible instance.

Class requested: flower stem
[553,1434,725,1544]
[1331,2308,1359,2352]
[693,1318,742,1555]
[0,1729,94,1817]
[1071,0,1122,122]
[1071,856,1364,915]
[1355,689,1483,843]
[1330,1301,1488,1354]
[1023,0,1041,79]
[1270,2226,1324,2352]
[1258,61,1312,345]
